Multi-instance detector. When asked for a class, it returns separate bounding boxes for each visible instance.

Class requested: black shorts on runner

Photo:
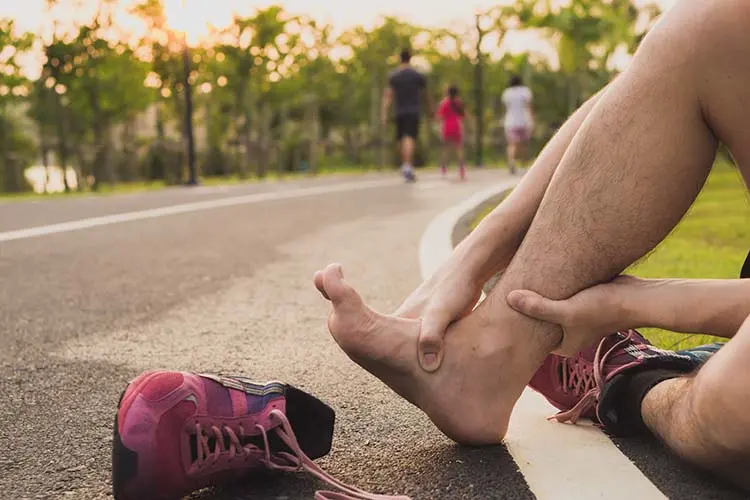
[395,114,420,141]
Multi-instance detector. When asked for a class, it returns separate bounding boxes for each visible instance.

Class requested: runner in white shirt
[501,75,534,174]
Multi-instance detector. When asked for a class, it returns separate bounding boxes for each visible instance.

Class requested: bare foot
[314,264,552,444]
[313,263,421,405]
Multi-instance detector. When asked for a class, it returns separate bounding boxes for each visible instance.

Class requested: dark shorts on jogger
[395,113,420,141]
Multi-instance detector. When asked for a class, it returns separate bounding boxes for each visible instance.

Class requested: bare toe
[313,270,329,300]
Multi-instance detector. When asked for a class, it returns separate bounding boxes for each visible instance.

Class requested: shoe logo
[185,394,199,405]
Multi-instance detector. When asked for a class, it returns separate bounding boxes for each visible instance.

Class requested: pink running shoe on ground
[529,330,699,429]
[113,371,409,500]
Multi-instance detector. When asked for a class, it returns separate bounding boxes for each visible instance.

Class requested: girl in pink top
[437,85,466,180]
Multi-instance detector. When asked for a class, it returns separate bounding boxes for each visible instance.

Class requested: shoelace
[549,331,635,424]
[195,409,410,500]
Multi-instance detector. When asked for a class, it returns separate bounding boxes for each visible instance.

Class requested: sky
[1,0,680,78]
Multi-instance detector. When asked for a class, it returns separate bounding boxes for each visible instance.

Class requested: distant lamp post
[166,0,200,186]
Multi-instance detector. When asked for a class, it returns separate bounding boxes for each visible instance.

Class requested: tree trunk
[2,156,22,193]
[307,96,319,174]
[182,42,198,185]
[370,79,384,169]
[73,144,88,189]
[41,132,51,194]
[119,116,135,181]
[255,99,269,178]
[238,86,252,179]
[277,103,288,173]
[53,94,72,192]
[89,86,110,190]
[0,126,19,193]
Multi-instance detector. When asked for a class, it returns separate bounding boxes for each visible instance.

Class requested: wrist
[613,276,651,330]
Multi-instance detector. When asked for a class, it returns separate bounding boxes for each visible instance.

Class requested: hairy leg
[642,314,750,488]
[318,0,750,445]
[482,0,750,357]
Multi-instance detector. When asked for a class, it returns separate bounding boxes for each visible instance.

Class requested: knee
[637,0,750,74]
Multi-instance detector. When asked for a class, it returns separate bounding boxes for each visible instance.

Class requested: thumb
[506,289,567,324]
[417,308,451,372]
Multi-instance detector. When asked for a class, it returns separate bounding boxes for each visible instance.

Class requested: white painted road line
[0,178,402,243]
[418,180,518,282]
[419,179,666,500]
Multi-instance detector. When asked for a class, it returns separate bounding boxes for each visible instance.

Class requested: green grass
[471,162,750,350]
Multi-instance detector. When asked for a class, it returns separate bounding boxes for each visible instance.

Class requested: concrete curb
[418,179,666,500]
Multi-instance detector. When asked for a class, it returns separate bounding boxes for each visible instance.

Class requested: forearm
[619,278,750,338]
[450,87,607,285]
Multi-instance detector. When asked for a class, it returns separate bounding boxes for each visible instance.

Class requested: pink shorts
[505,126,531,144]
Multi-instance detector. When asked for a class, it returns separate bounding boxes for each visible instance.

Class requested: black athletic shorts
[395,114,420,141]
[741,250,750,279]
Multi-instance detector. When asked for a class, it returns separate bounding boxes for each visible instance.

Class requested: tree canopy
[0,0,661,193]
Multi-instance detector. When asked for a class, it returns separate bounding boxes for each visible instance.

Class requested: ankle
[479,292,563,353]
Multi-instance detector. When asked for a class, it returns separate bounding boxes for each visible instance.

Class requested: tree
[1,1,668,194]
[132,0,190,183]
[218,6,294,178]
[0,20,34,192]
[508,0,657,113]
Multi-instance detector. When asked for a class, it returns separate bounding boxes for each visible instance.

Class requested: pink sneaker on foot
[113,371,408,500]
[529,330,698,426]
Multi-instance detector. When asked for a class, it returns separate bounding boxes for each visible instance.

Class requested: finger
[417,308,450,372]
[506,289,566,324]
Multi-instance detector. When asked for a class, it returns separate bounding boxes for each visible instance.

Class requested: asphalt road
[0,171,532,500]
[1,170,747,500]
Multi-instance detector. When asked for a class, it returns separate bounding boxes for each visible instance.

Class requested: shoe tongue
[586,332,638,368]
[600,332,658,369]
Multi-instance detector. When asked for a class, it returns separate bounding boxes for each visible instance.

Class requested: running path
[0,170,531,500]
[1,170,743,499]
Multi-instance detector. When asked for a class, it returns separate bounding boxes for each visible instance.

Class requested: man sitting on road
[381,49,432,183]
[315,0,750,490]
